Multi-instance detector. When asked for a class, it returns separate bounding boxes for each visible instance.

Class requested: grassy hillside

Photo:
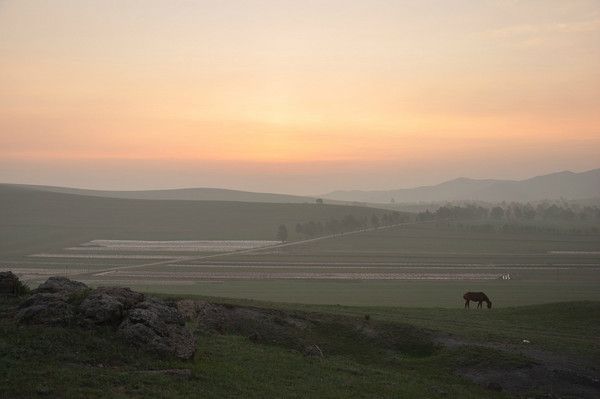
[0,183,322,203]
[1,294,598,398]
[0,185,386,259]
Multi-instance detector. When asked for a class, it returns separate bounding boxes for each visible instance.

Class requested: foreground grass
[1,297,597,398]
[182,296,600,361]
[124,279,600,308]
[0,296,508,399]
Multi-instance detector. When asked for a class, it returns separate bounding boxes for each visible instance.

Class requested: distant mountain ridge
[323,168,600,204]
[3,167,599,205]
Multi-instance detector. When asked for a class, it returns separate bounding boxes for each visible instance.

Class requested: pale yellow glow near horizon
[1,0,599,191]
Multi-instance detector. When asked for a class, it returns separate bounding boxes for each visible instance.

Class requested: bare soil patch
[435,333,600,398]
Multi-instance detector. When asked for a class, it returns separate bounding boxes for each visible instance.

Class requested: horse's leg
[477,301,482,309]
[465,299,469,309]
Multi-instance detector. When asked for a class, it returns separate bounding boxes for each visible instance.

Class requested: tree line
[276,211,410,241]
[416,203,600,222]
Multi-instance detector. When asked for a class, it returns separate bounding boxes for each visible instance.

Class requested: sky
[1,0,599,194]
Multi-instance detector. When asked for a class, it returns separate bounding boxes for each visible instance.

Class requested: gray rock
[92,287,144,308]
[118,298,196,359]
[16,293,75,326]
[176,299,198,321]
[80,293,125,325]
[0,271,21,296]
[303,344,324,358]
[486,382,503,391]
[79,287,144,325]
[35,277,88,295]
[135,298,185,325]
[16,277,195,359]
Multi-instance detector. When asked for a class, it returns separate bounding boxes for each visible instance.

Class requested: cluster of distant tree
[369,211,410,228]
[295,214,365,238]
[276,211,410,241]
[445,222,599,236]
[416,203,600,222]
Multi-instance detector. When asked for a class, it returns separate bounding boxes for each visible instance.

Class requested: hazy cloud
[488,18,600,46]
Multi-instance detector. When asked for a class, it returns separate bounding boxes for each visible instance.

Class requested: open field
[1,186,599,307]
[3,222,598,307]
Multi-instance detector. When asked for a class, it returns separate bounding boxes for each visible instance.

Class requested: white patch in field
[87,270,503,280]
[29,254,180,260]
[73,239,279,252]
[548,251,600,255]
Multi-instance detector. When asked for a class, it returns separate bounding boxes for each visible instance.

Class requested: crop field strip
[55,221,420,279]
[85,271,506,280]
[172,261,599,268]
[8,240,600,280]
[73,239,280,252]
[29,254,184,260]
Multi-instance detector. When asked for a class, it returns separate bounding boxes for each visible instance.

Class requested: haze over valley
[1,1,599,398]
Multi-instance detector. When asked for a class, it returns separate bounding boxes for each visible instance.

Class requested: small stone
[36,385,52,396]
[486,382,502,391]
[303,344,324,358]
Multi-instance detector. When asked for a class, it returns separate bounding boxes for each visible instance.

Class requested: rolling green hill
[0,183,321,204]
[0,185,387,259]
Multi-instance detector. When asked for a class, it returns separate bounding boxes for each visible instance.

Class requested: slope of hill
[323,168,600,203]
[0,185,386,258]
[1,292,598,398]
[0,184,317,204]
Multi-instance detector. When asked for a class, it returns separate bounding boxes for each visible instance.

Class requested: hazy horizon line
[2,165,598,197]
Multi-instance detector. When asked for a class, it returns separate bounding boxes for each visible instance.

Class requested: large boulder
[16,277,89,325]
[16,277,196,359]
[0,271,22,296]
[16,293,76,326]
[118,298,196,359]
[35,277,88,295]
[92,287,145,308]
[79,287,144,325]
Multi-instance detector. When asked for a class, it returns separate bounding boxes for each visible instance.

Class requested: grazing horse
[463,292,492,309]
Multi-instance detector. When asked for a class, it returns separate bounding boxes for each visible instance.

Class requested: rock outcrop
[119,298,196,359]
[14,275,195,359]
[0,271,28,296]
[17,293,77,326]
[35,276,89,295]
[79,287,144,325]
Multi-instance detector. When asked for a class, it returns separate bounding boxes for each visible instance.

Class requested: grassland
[76,222,599,307]
[1,294,598,398]
[0,185,386,259]
[1,185,599,308]
[2,185,599,397]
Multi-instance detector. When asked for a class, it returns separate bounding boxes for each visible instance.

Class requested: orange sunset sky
[1,0,599,194]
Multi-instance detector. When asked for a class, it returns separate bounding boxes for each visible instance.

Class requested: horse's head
[487,301,492,309]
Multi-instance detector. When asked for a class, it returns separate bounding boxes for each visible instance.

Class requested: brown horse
[463,292,492,309]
